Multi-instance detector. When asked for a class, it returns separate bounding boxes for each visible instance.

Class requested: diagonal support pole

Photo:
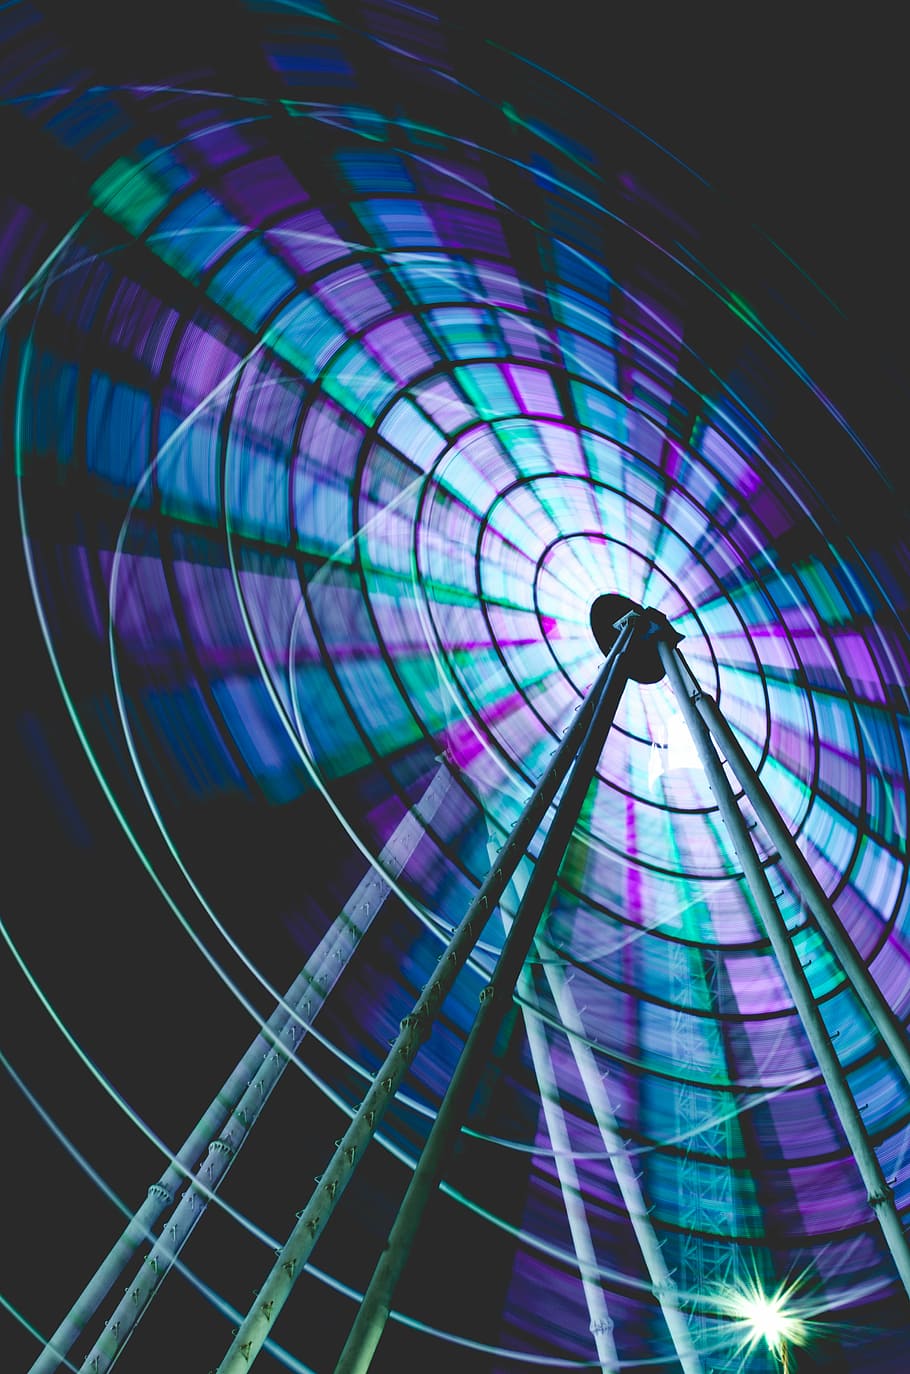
[536,956,704,1374]
[681,668,910,1091]
[488,837,623,1374]
[494,836,702,1374]
[30,846,414,1374]
[331,614,641,1374]
[215,616,639,1374]
[658,637,910,1301]
[68,764,454,1374]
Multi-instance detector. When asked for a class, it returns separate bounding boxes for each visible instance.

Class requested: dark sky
[504,5,905,377]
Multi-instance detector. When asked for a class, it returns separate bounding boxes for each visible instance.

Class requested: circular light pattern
[3,3,910,1373]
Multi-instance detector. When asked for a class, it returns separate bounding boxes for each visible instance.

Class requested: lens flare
[717,1272,812,1369]
[731,1288,802,1350]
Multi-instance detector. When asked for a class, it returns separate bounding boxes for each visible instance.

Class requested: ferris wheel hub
[588,594,681,684]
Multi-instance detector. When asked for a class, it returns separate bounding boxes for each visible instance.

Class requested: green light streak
[91,155,171,236]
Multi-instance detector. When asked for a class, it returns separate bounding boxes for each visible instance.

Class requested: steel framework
[32,604,910,1374]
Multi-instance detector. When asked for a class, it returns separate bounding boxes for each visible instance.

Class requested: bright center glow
[728,1287,801,1351]
[647,701,703,790]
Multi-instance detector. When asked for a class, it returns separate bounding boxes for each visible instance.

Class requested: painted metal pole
[487,847,621,1374]
[680,670,910,1090]
[537,956,705,1374]
[331,614,640,1374]
[493,834,702,1374]
[72,765,453,1373]
[32,766,451,1374]
[518,977,622,1373]
[215,620,637,1374]
[658,637,910,1300]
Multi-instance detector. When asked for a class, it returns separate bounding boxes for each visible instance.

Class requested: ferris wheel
[3,4,910,1373]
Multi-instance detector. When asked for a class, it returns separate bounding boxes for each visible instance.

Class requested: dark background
[521,6,904,353]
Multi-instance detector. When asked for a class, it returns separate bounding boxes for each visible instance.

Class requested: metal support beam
[30,765,451,1374]
[31,925,359,1374]
[518,975,622,1373]
[215,619,637,1374]
[685,675,910,1090]
[70,765,453,1373]
[538,955,704,1374]
[331,615,640,1374]
[658,639,910,1301]
[487,843,622,1374]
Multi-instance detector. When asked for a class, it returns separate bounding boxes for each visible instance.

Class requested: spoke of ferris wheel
[681,670,910,1092]
[659,638,910,1303]
[31,764,454,1374]
[329,615,640,1374]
